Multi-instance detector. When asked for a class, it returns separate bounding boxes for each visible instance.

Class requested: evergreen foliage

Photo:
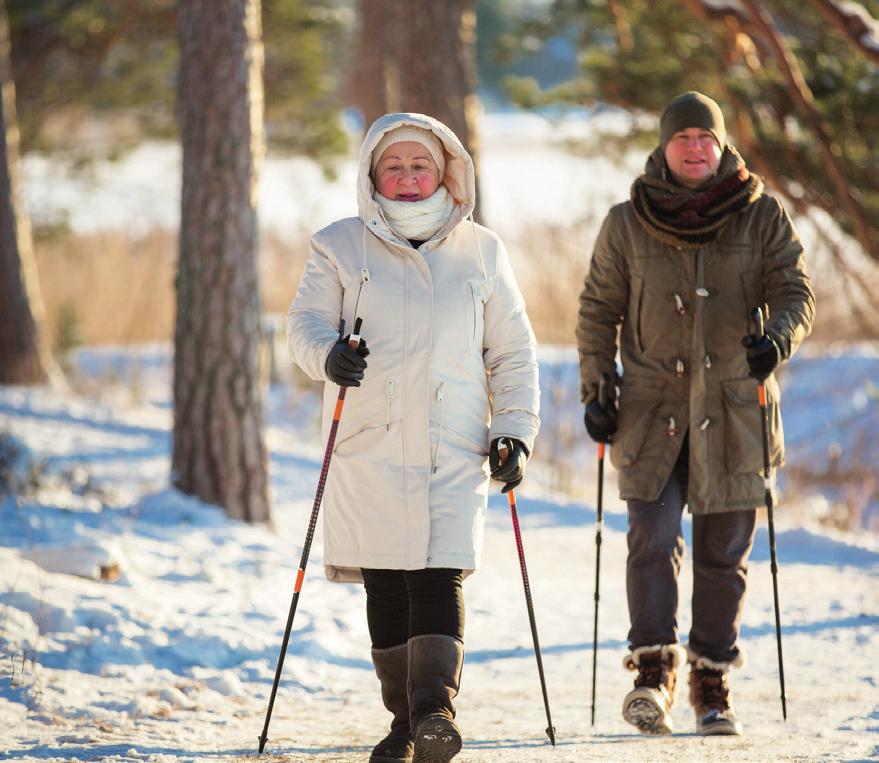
[504,0,879,258]
[7,0,348,161]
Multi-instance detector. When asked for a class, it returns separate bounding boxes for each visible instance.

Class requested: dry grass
[514,217,600,345]
[35,228,176,346]
[33,227,311,348]
[33,215,877,349]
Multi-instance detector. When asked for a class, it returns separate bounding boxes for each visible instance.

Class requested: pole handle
[750,305,765,340]
[498,436,514,464]
[597,372,611,409]
[349,316,363,347]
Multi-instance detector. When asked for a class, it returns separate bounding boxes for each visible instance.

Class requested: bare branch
[809,0,879,63]
[740,0,877,257]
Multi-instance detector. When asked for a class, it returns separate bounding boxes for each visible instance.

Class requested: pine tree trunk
[352,0,483,221]
[0,0,54,385]
[174,0,269,523]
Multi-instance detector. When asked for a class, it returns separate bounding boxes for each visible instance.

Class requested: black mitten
[489,437,528,493]
[741,333,779,382]
[325,336,370,387]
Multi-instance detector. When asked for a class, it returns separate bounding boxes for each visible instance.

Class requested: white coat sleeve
[482,239,540,454]
[286,237,344,382]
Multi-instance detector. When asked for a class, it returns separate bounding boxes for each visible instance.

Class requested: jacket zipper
[385,380,395,430]
[432,383,445,474]
[470,283,483,344]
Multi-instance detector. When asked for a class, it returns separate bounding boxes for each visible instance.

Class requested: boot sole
[412,715,462,763]
[697,718,743,736]
[623,695,674,735]
[370,751,414,763]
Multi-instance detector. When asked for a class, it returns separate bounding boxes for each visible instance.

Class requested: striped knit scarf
[631,145,764,249]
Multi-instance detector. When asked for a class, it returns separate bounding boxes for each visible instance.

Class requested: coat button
[700,418,711,430]
[696,287,710,297]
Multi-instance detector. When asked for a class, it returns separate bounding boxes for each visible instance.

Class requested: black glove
[583,373,618,443]
[489,437,528,493]
[741,333,779,382]
[325,335,370,387]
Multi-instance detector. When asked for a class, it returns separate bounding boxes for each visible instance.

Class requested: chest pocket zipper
[385,380,395,430]
[433,383,445,474]
[470,283,485,345]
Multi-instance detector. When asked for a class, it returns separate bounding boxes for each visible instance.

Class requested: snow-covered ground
[1,344,877,763]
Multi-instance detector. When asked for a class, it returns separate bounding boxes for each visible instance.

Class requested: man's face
[664,128,723,189]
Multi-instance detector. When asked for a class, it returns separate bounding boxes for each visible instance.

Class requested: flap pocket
[721,377,784,474]
[611,377,666,469]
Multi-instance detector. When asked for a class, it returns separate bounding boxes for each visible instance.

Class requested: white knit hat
[370,125,446,178]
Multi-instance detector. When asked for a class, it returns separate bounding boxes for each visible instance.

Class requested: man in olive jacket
[576,91,814,737]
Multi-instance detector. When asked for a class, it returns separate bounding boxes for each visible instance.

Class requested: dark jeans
[626,437,756,664]
[361,567,465,649]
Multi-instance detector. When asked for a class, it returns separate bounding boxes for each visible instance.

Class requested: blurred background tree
[349,0,483,218]
[173,0,270,524]
[6,0,349,163]
[0,0,59,385]
[503,0,879,264]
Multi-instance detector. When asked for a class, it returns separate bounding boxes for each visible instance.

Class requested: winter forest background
[1,1,877,762]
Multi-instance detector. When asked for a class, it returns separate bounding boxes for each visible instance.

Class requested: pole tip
[546,725,557,746]
[258,733,267,753]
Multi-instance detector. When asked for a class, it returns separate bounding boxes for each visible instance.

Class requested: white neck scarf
[373,185,456,241]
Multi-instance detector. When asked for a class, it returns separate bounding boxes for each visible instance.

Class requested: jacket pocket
[720,377,785,474]
[610,377,665,469]
[465,280,486,349]
[333,421,388,456]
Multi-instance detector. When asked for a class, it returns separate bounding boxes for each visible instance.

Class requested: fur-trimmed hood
[357,112,476,243]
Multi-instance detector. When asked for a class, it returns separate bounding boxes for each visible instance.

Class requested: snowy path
[1,347,878,762]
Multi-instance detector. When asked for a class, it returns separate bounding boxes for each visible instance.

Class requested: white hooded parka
[286,113,540,583]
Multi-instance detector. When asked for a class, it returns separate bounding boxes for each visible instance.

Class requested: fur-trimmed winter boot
[622,643,687,735]
[688,652,744,736]
[370,644,414,763]
[408,634,464,763]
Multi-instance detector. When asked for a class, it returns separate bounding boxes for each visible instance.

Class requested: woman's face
[373,141,440,201]
[664,128,722,188]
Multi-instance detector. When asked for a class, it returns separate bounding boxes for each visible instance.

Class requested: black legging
[361,567,465,649]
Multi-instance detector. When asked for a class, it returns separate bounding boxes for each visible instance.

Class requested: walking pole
[751,306,788,721]
[501,444,556,746]
[590,373,611,726]
[258,317,363,753]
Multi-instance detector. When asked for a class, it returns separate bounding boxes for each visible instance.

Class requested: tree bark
[351,0,483,220]
[174,0,269,523]
[0,0,56,385]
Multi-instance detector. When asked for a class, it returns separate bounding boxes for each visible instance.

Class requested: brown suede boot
[408,635,464,763]
[688,654,743,736]
[621,644,686,735]
[370,644,414,763]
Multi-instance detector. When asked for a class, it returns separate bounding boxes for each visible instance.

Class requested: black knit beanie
[659,91,726,149]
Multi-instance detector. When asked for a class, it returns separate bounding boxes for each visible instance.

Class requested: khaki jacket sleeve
[576,207,628,403]
[761,197,815,360]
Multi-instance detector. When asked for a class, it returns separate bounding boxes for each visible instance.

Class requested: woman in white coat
[287,112,540,763]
